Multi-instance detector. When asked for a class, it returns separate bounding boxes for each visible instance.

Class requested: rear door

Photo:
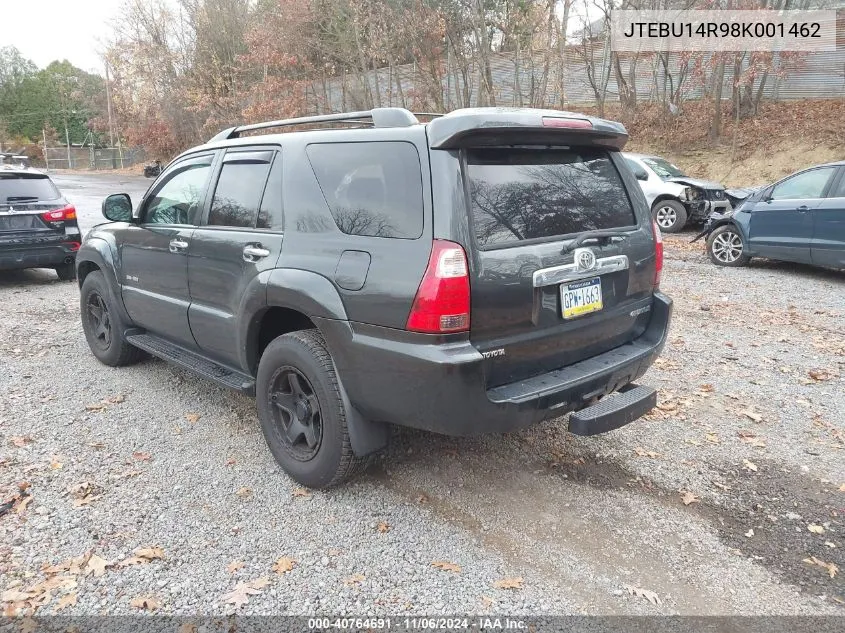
[0,173,70,253]
[462,147,656,388]
[187,147,283,367]
[746,166,836,264]
[811,167,845,268]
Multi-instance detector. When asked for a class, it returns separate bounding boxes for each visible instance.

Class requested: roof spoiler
[427,108,628,151]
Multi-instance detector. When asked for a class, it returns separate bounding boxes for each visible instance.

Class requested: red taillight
[68,242,81,251]
[652,220,663,288]
[541,117,593,129]
[41,204,76,222]
[406,240,470,334]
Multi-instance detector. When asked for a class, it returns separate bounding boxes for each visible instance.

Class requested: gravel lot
[0,173,843,616]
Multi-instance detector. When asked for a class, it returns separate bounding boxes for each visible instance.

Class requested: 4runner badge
[482,348,506,359]
[573,247,596,272]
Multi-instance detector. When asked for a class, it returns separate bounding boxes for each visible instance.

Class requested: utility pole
[42,128,49,170]
[65,124,72,169]
[105,62,115,147]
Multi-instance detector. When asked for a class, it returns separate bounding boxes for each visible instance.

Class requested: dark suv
[0,166,80,280]
[77,107,672,488]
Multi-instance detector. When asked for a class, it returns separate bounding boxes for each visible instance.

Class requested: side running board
[126,333,255,395]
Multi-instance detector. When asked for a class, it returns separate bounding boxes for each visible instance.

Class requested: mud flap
[334,368,389,457]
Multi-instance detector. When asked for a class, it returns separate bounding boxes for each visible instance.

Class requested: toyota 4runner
[77,107,672,488]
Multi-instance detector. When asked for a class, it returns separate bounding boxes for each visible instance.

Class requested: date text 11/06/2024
[308,617,528,630]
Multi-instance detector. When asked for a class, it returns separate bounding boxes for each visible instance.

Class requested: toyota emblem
[574,247,596,272]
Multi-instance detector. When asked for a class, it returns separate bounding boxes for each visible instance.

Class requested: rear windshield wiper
[561,230,629,254]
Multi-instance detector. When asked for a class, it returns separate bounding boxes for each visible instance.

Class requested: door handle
[243,244,271,262]
[169,238,189,253]
[796,205,810,213]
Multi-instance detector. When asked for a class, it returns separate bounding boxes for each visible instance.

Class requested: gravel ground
[1,174,843,616]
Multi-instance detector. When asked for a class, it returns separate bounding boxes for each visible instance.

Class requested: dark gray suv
[77,107,672,488]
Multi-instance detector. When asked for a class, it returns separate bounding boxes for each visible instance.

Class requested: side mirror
[761,187,774,202]
[635,170,648,181]
[102,193,133,222]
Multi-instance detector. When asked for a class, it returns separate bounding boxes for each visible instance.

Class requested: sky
[1,0,125,74]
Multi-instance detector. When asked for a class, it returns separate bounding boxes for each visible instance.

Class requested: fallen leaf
[745,529,755,538]
[344,573,366,586]
[106,394,125,404]
[132,451,151,462]
[15,495,33,515]
[839,484,845,492]
[743,459,758,472]
[699,384,715,393]
[272,557,295,575]
[55,592,77,612]
[624,585,661,605]
[10,436,33,448]
[236,487,253,499]
[376,521,391,533]
[712,481,732,491]
[135,547,165,561]
[633,447,661,459]
[803,556,838,578]
[706,433,720,444]
[416,494,429,504]
[85,554,110,577]
[741,410,763,423]
[89,441,105,449]
[808,524,826,535]
[292,488,311,499]
[85,403,108,412]
[227,560,245,574]
[221,578,268,609]
[808,369,832,382]
[431,561,461,573]
[480,596,495,608]
[680,491,700,506]
[493,577,523,590]
[225,458,236,467]
[825,541,836,549]
[50,456,63,470]
[129,595,160,611]
[185,412,201,423]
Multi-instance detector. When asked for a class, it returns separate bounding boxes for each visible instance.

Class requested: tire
[652,199,688,233]
[55,262,76,281]
[256,329,368,489]
[706,224,751,267]
[80,271,144,366]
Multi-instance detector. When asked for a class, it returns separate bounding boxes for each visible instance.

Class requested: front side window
[466,148,637,248]
[144,158,213,225]
[306,141,424,239]
[771,167,835,201]
[208,152,274,228]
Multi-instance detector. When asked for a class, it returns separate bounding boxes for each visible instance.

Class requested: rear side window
[209,152,273,228]
[257,155,283,231]
[466,149,637,248]
[0,174,60,202]
[306,142,424,239]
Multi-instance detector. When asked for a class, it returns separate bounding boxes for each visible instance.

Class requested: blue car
[696,161,845,268]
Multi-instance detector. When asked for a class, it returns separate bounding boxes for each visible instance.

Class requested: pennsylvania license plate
[561,277,603,319]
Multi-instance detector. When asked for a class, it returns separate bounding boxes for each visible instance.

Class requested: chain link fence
[43,146,146,171]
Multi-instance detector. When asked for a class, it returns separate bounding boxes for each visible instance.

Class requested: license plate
[561,277,603,319]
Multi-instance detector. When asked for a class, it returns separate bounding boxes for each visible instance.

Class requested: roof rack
[208,107,443,143]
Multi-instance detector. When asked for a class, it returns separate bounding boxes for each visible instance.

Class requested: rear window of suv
[466,148,636,248]
[0,174,59,202]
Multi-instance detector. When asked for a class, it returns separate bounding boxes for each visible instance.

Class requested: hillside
[620,99,845,188]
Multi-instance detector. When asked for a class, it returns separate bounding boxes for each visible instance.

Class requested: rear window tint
[466,149,636,248]
[0,174,59,202]
[306,142,424,239]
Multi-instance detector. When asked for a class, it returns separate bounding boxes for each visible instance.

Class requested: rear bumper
[0,242,78,271]
[322,292,672,436]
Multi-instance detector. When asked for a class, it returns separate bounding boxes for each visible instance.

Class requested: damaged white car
[624,153,731,233]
